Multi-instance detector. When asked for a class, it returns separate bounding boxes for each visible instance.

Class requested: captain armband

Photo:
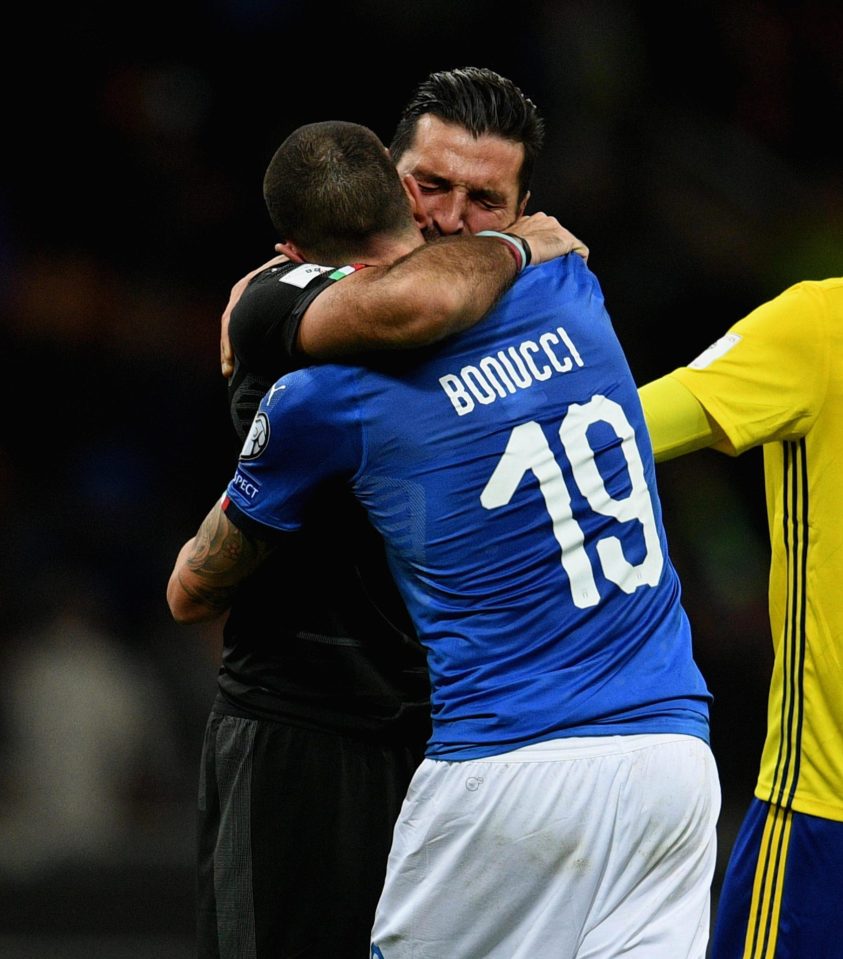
[476,231,533,273]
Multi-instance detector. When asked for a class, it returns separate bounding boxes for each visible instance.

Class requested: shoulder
[230,262,338,371]
[500,254,608,325]
[731,277,841,346]
[260,364,360,426]
[780,276,843,300]
[519,253,603,299]
[250,365,364,473]
[776,277,843,322]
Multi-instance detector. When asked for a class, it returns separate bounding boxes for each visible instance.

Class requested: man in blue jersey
[183,67,592,959]
[170,120,720,958]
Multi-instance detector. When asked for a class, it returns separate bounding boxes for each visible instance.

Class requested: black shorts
[196,711,425,959]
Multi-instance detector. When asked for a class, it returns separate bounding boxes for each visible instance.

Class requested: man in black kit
[172,68,586,959]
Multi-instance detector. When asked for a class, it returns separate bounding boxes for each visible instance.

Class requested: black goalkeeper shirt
[218,262,430,742]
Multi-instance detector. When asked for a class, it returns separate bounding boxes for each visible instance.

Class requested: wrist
[476,230,532,273]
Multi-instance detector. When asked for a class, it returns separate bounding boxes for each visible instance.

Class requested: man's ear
[276,240,305,263]
[516,190,530,219]
[402,173,431,234]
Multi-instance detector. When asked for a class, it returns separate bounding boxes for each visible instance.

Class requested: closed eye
[475,196,506,210]
[417,179,449,194]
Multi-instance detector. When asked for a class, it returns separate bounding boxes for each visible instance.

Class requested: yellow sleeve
[669,282,829,454]
[638,375,725,463]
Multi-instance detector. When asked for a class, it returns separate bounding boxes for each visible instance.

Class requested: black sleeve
[227,263,336,440]
[229,263,336,375]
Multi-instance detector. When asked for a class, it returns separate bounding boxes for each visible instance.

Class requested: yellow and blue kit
[640,278,843,958]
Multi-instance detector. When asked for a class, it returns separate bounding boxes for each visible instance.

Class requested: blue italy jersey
[225,254,711,759]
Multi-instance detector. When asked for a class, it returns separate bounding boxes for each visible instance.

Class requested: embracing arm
[167,499,275,624]
[220,215,588,373]
[298,213,588,358]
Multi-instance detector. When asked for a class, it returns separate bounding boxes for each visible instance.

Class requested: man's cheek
[466,209,513,235]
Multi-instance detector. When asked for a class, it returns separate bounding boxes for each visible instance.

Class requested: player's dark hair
[263,120,413,262]
[390,66,545,201]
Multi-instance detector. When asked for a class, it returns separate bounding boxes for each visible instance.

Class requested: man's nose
[433,193,469,236]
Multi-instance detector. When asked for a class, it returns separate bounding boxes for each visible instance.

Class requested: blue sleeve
[223,366,363,533]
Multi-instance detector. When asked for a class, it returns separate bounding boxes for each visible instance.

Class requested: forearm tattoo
[179,506,271,612]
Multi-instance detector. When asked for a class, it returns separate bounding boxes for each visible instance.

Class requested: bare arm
[167,499,275,624]
[297,213,588,359]
[219,216,588,373]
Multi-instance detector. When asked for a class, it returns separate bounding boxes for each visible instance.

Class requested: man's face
[395,114,528,238]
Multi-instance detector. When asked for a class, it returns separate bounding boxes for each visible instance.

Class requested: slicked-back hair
[263,121,414,263]
[389,67,545,202]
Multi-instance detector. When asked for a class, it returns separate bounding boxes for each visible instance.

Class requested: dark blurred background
[1,1,841,954]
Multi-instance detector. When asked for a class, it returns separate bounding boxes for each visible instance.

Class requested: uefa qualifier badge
[240,412,270,460]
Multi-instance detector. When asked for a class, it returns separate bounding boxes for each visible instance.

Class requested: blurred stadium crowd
[1,1,840,953]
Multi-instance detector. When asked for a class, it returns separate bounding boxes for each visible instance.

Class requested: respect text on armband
[439,326,585,416]
[232,471,260,500]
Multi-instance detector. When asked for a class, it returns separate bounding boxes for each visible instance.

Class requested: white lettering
[498,347,532,388]
[439,328,587,417]
[519,340,551,381]
[539,332,572,373]
[479,356,517,396]
[439,373,475,416]
[462,365,498,405]
[556,326,584,367]
[232,472,260,499]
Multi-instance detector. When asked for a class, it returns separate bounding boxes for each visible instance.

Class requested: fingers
[221,310,235,378]
[220,292,238,379]
[221,345,234,379]
[508,213,588,264]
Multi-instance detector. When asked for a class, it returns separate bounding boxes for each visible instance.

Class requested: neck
[307,227,424,267]
[359,235,423,266]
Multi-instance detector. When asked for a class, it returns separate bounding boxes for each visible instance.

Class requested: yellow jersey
[661,279,843,821]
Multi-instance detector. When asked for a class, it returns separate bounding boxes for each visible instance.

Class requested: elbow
[166,572,219,625]
[168,601,208,626]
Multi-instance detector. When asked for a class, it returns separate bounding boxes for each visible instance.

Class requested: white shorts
[370,733,720,959]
